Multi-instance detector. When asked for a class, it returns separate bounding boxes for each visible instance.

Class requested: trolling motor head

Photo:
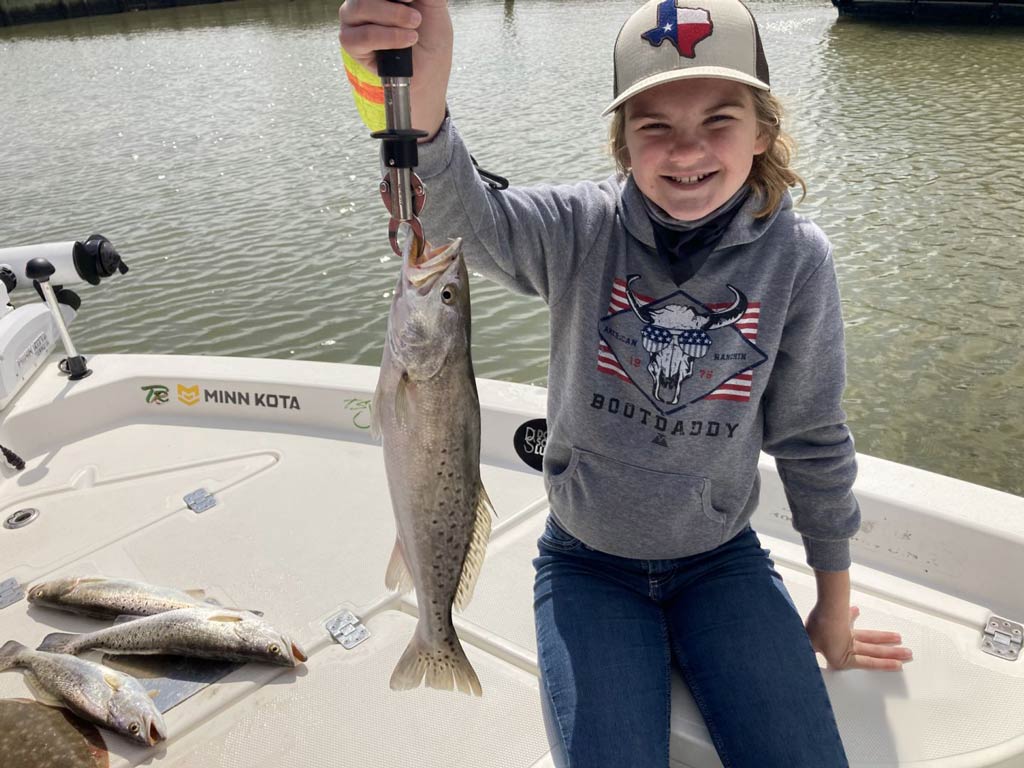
[0,234,127,292]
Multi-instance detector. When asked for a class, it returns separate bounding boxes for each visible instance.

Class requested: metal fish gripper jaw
[378,167,426,260]
[372,41,428,262]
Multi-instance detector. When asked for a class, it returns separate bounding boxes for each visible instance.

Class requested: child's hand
[806,605,913,671]
[339,0,452,140]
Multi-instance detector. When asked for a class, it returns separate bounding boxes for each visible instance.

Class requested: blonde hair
[608,86,806,219]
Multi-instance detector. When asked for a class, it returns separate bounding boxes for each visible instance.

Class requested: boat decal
[139,383,301,411]
[343,397,373,430]
[141,384,170,404]
[514,418,547,472]
[178,384,200,406]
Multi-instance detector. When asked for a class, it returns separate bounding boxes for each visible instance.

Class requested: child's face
[623,78,768,222]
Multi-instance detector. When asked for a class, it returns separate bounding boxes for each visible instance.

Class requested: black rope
[1,444,25,471]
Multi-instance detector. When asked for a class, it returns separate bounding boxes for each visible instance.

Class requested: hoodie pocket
[548,447,726,559]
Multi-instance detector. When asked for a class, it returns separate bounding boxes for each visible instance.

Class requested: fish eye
[129,723,141,734]
[269,644,281,655]
[441,285,457,305]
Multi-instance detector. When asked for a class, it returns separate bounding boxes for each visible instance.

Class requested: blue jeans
[533,516,848,768]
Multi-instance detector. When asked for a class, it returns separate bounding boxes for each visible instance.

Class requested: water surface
[1,0,1021,494]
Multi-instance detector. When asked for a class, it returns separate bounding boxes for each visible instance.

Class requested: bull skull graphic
[624,275,748,405]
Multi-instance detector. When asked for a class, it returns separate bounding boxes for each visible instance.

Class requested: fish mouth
[291,641,308,664]
[406,238,463,290]
[146,714,168,746]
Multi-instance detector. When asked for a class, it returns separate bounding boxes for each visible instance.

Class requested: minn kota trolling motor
[0,234,128,412]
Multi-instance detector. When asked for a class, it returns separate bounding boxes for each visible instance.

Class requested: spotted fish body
[27,575,258,619]
[0,641,166,746]
[373,237,494,696]
[35,607,306,667]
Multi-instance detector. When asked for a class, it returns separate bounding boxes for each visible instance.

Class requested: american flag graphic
[597,277,761,402]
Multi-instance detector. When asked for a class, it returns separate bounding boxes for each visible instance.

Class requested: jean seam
[670,637,734,768]
[539,655,574,768]
[659,613,672,768]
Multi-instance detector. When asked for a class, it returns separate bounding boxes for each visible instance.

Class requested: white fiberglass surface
[1,358,1023,767]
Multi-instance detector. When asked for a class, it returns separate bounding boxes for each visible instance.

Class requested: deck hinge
[0,577,25,610]
[184,488,217,514]
[326,610,370,649]
[982,616,1022,661]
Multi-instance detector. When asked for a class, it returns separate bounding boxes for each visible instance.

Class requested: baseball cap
[603,0,770,116]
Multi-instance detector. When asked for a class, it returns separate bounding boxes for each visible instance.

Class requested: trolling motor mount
[25,257,91,381]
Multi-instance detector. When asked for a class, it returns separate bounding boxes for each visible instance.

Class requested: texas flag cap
[604,0,770,116]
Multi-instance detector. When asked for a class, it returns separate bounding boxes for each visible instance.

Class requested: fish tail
[389,626,482,697]
[35,632,79,654]
[0,640,27,671]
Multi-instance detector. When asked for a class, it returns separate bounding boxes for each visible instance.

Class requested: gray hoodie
[412,116,860,571]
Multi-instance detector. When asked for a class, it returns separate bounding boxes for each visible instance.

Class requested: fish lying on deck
[35,607,306,667]
[27,575,261,619]
[373,236,495,696]
[0,641,166,746]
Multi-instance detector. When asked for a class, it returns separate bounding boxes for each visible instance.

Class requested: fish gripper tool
[373,41,428,261]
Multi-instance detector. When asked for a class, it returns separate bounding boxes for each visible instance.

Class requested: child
[340,0,912,765]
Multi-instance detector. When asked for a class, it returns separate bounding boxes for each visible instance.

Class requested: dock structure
[832,0,1024,23]
[0,0,230,27]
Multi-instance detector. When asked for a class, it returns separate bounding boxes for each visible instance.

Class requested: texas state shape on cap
[640,1,714,59]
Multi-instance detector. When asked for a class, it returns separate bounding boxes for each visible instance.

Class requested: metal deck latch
[982,616,1022,661]
[184,488,217,514]
[0,577,25,610]
[326,610,370,650]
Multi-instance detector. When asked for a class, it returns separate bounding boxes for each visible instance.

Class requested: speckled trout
[372,236,494,696]
[0,641,166,746]
[27,575,261,619]
[35,607,306,667]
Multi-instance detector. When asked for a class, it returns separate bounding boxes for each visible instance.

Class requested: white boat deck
[1,354,1023,767]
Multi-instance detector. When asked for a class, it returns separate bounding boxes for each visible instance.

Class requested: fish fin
[206,613,245,623]
[0,640,26,671]
[394,374,412,429]
[201,596,262,616]
[371,361,413,438]
[389,629,482,697]
[36,633,79,654]
[185,589,208,600]
[479,483,497,520]
[384,539,414,594]
[453,483,494,612]
[113,614,144,625]
[24,671,65,708]
[103,671,123,691]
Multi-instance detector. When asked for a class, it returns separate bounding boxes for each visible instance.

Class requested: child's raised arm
[339,0,452,142]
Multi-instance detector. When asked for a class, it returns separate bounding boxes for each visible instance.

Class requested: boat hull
[0,354,1022,767]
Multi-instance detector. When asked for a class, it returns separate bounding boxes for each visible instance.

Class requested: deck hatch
[983,616,1022,661]
[326,610,370,649]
